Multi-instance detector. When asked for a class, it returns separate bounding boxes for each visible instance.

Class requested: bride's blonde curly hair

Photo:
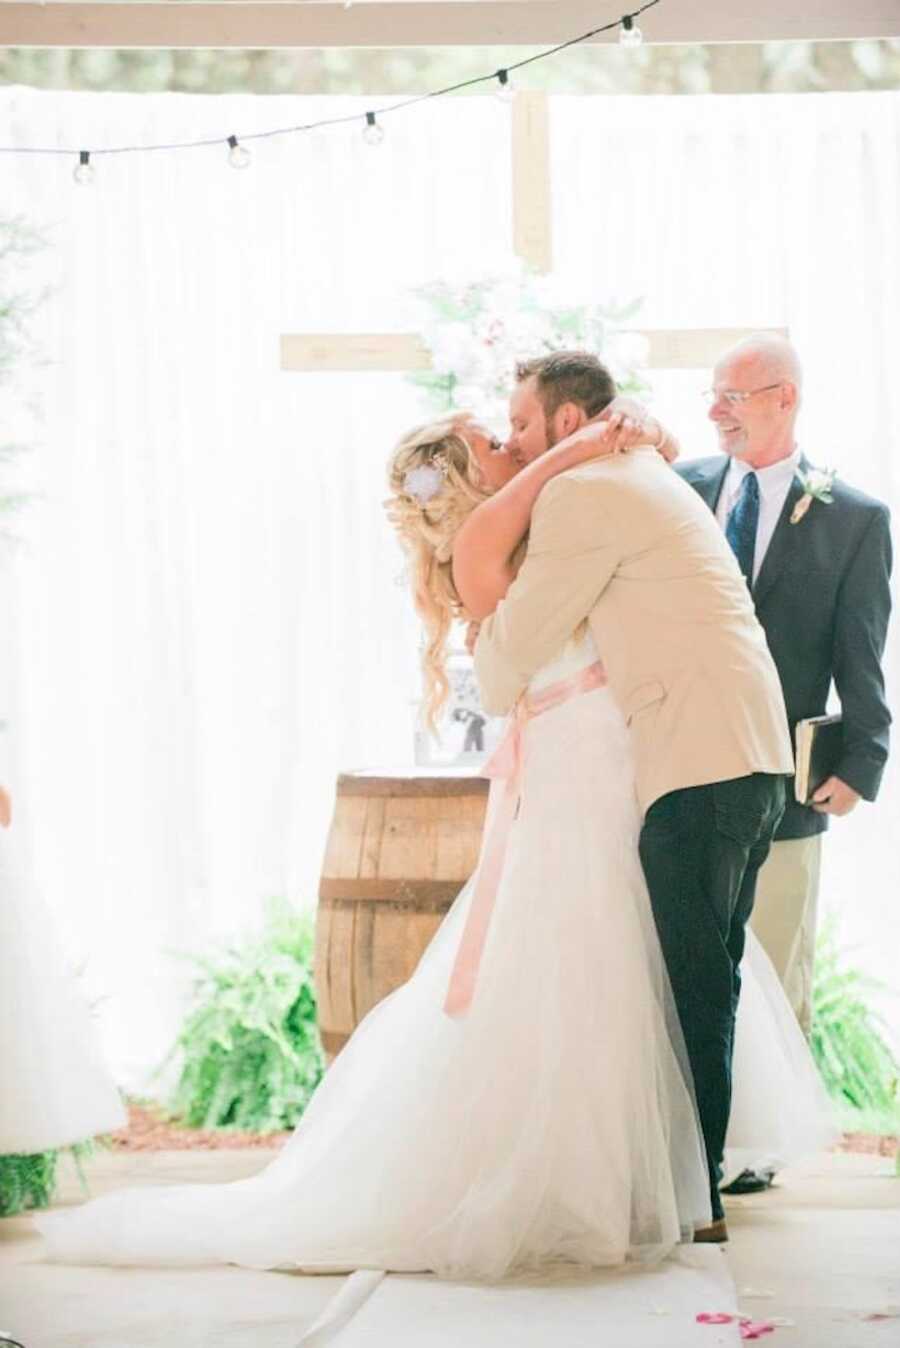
[385,414,490,732]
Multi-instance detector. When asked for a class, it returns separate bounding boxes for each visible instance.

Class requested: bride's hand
[540,410,647,472]
[0,786,11,828]
[604,396,680,463]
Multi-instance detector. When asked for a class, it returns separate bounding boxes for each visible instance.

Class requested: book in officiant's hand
[794,714,843,805]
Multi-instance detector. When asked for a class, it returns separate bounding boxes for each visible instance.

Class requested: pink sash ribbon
[443,659,607,1017]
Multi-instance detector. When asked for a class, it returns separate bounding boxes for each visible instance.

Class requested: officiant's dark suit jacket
[677,455,892,841]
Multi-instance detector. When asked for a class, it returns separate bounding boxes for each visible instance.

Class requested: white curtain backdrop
[2,87,898,1087]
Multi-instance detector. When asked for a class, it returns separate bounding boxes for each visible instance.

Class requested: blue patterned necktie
[725,470,760,585]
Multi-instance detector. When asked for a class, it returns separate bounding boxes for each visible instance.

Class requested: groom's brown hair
[515,350,617,422]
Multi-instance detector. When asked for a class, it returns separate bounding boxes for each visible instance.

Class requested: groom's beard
[516,409,565,465]
[539,418,565,457]
[542,405,594,455]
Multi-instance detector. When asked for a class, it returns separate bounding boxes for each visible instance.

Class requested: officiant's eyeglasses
[702,382,784,406]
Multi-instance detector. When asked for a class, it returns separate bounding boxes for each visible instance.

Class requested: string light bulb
[227,134,252,169]
[73,150,95,186]
[619,14,643,47]
[6,3,670,168]
[495,69,515,104]
[363,112,385,147]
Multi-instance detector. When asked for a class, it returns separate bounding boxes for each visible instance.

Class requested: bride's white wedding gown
[36,632,831,1278]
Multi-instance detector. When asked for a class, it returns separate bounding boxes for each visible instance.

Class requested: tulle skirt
[36,640,832,1277]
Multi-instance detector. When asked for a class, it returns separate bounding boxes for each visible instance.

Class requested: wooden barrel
[315,770,490,1062]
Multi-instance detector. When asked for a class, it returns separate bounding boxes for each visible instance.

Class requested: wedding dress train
[36,633,831,1279]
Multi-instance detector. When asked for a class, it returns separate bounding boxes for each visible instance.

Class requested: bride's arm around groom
[474,439,792,813]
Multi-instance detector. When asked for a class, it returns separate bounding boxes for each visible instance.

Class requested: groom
[474,351,794,1241]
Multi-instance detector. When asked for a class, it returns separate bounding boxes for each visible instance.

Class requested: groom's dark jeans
[639,772,786,1224]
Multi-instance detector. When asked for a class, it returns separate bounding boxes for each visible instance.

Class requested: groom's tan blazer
[474,447,794,813]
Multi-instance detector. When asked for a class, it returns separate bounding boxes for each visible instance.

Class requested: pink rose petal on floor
[697,1312,736,1324]
[739,1322,777,1340]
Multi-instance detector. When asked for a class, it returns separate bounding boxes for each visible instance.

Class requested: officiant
[677,335,892,1107]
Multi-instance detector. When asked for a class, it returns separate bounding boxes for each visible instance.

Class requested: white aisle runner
[296,1249,741,1347]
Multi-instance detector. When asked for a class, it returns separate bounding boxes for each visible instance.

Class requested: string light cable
[0,1,660,180]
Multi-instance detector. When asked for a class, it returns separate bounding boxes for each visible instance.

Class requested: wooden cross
[280,92,785,379]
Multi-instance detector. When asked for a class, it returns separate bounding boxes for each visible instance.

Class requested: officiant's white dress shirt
[714,448,802,584]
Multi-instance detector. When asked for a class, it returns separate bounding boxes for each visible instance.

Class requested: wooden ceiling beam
[2,0,899,52]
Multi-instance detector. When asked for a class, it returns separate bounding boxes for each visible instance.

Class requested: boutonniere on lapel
[790,466,836,525]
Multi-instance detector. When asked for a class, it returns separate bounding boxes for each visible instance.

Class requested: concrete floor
[0,1149,898,1348]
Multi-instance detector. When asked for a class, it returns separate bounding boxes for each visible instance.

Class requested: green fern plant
[164,900,324,1133]
[811,918,900,1133]
[0,1139,98,1218]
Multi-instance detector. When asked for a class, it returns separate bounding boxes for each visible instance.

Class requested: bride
[35,402,830,1277]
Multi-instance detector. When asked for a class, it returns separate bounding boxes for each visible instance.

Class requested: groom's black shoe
[720,1167,776,1195]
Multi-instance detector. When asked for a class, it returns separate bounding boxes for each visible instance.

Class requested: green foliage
[811,918,900,1133]
[0,1149,58,1216]
[0,215,44,380]
[0,1139,97,1217]
[0,214,44,538]
[165,900,324,1134]
[3,41,900,97]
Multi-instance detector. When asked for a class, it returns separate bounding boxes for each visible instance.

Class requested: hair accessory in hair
[403,459,447,505]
